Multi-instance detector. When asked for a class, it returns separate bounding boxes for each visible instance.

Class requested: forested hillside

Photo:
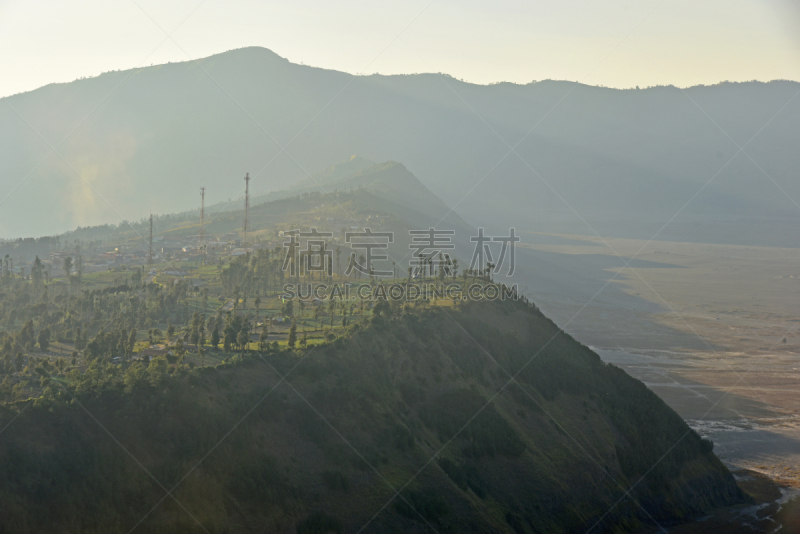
[0,298,746,533]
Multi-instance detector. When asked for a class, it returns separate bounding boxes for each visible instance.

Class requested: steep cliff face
[0,299,745,533]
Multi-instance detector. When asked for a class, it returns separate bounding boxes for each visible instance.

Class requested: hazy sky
[1,0,799,98]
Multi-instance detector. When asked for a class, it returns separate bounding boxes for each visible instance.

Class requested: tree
[147,356,168,386]
[128,329,137,358]
[167,321,175,341]
[75,252,84,278]
[207,315,216,333]
[12,380,28,400]
[237,329,249,351]
[37,327,51,352]
[19,320,35,351]
[223,325,235,352]
[0,375,12,401]
[259,328,269,351]
[287,322,297,349]
[75,326,86,350]
[314,305,321,330]
[210,325,220,349]
[31,256,44,290]
[174,340,187,361]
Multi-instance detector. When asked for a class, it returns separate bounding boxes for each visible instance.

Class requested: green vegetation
[0,297,746,533]
[0,172,490,407]
[0,168,749,533]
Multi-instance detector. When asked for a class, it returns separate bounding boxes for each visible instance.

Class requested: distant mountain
[303,154,375,184]
[0,299,746,532]
[1,46,798,244]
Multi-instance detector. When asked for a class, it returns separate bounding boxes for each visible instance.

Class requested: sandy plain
[521,233,800,491]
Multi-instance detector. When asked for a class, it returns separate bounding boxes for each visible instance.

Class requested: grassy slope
[0,298,746,533]
[270,158,472,233]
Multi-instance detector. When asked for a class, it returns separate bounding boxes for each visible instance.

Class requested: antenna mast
[148,213,153,271]
[243,172,250,245]
[200,187,206,264]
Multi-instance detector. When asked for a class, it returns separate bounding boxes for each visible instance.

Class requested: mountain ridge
[8,45,793,99]
[0,298,747,533]
[1,46,798,243]
[261,157,469,232]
